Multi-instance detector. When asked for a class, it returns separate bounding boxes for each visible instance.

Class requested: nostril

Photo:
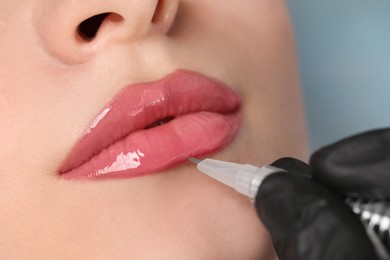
[151,1,164,24]
[77,12,122,41]
[77,13,110,41]
[151,0,179,34]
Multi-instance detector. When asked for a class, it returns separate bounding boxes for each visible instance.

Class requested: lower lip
[63,111,241,180]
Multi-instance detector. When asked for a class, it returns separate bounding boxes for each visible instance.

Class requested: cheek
[208,0,308,163]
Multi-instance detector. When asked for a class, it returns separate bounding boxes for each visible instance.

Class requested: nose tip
[34,0,180,64]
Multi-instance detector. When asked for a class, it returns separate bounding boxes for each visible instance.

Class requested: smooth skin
[0,0,307,259]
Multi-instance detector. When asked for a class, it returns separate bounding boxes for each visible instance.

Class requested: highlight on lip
[94,149,145,177]
[60,70,242,180]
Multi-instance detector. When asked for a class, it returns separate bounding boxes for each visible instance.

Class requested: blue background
[287,0,390,151]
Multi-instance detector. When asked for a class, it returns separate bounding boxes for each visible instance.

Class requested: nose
[34,0,179,64]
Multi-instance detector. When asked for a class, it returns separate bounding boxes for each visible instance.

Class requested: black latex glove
[255,128,390,260]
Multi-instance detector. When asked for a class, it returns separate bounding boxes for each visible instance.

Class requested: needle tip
[188,157,202,164]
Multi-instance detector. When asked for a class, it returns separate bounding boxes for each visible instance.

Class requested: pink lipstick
[60,70,241,180]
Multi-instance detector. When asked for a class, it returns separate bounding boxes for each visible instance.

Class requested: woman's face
[0,0,307,259]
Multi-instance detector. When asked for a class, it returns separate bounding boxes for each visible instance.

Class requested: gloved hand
[255,128,390,260]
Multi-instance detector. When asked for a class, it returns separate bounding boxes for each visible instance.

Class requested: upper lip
[60,69,241,174]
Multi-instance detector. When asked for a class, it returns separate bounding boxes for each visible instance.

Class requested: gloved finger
[256,172,378,260]
[310,128,390,198]
[271,157,310,178]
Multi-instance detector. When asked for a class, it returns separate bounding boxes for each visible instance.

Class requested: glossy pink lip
[60,70,241,180]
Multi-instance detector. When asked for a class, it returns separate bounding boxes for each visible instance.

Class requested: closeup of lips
[60,70,241,180]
